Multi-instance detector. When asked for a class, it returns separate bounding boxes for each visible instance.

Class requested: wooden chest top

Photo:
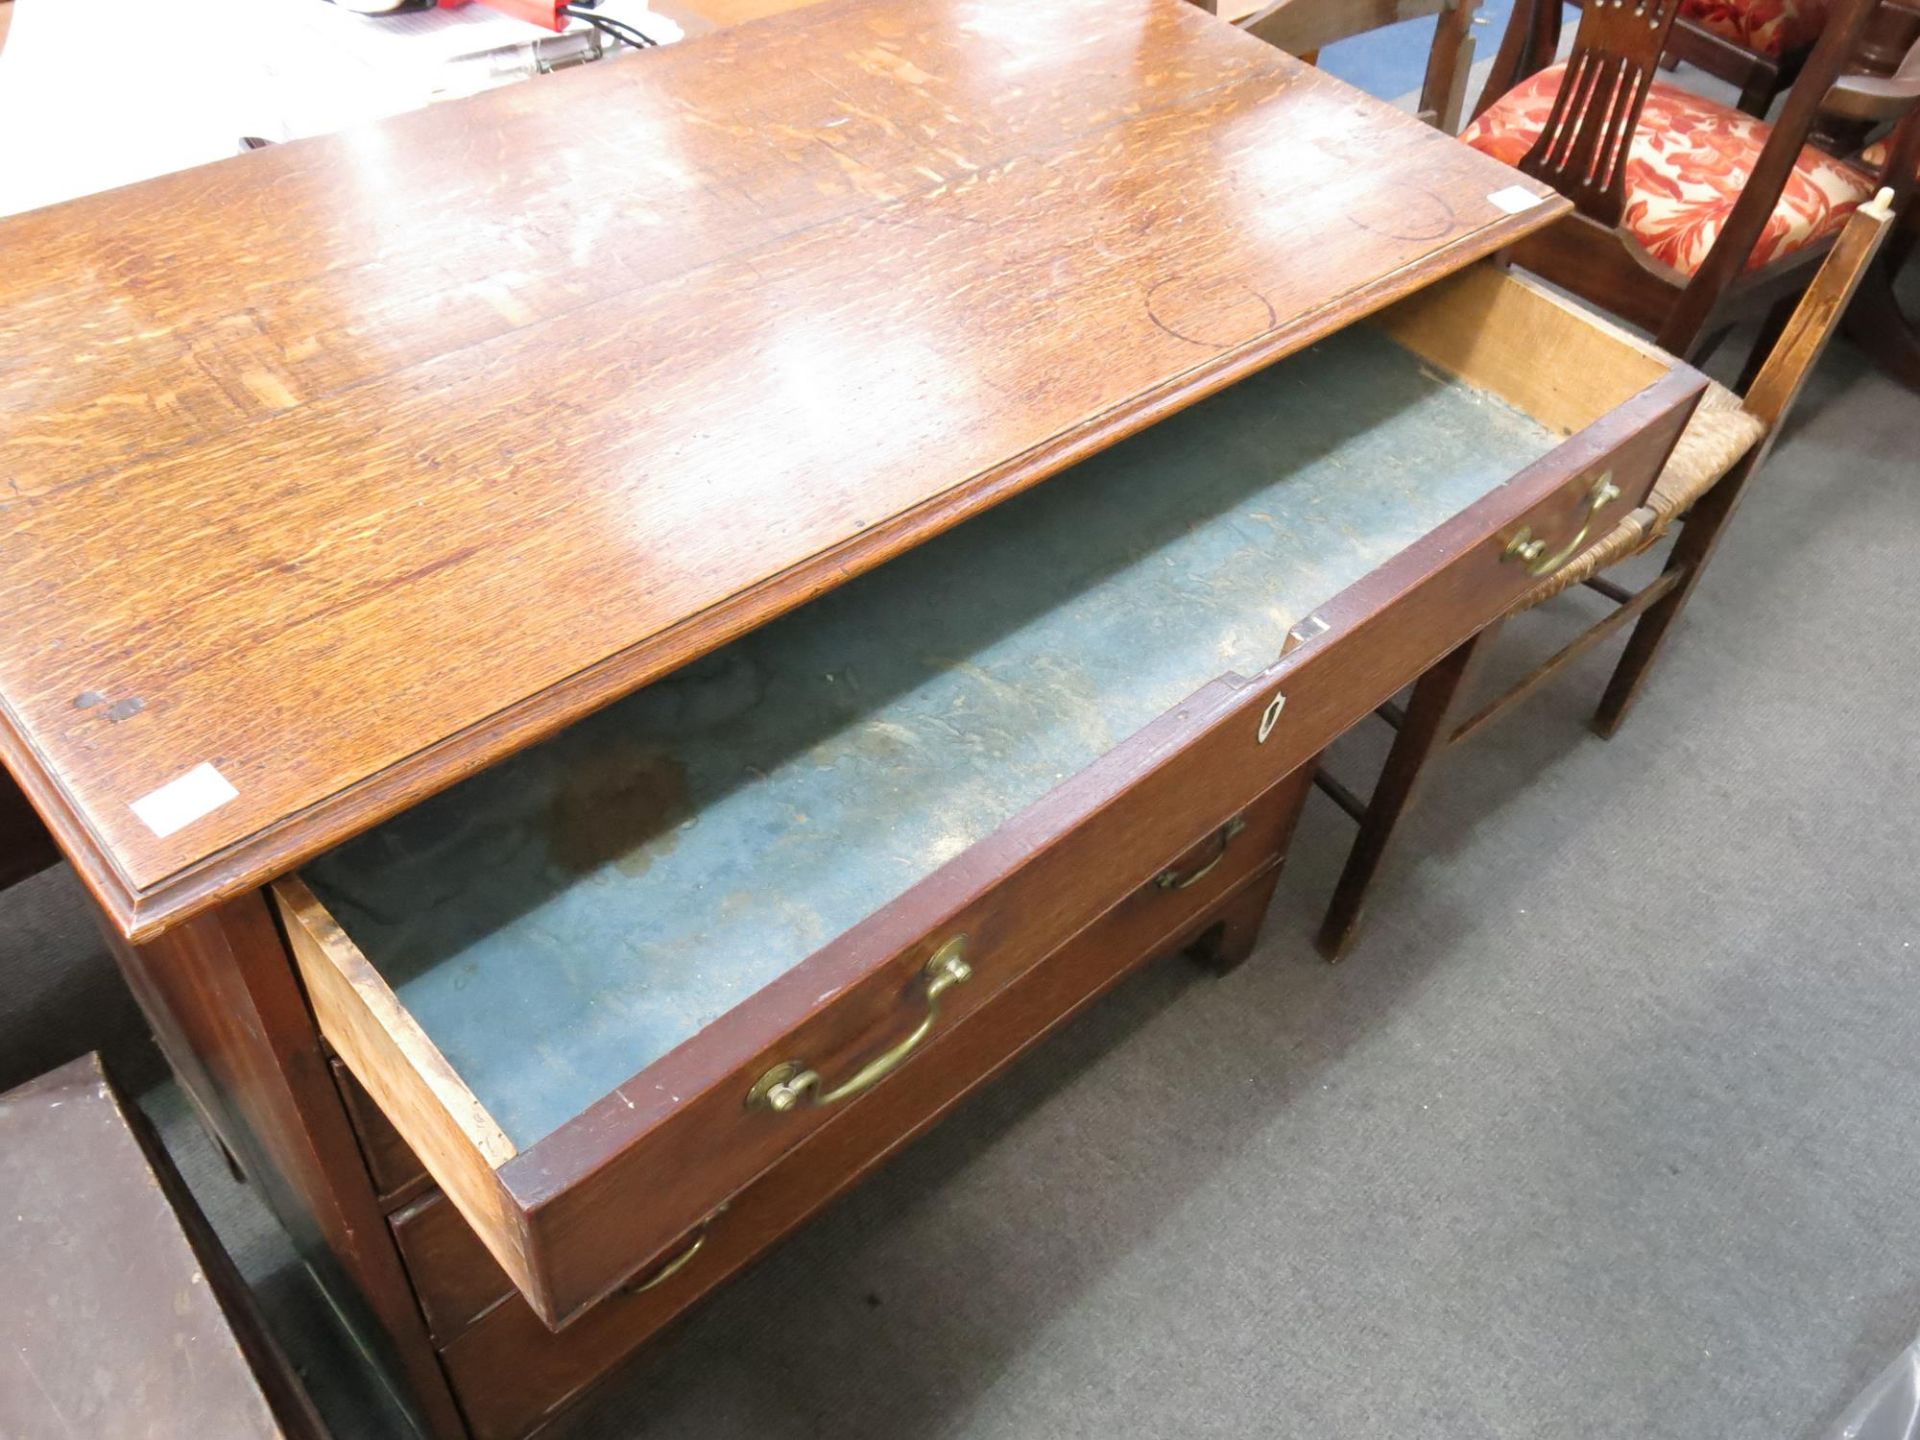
[0,0,1564,937]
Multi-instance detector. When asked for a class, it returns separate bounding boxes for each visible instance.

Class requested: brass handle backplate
[748,938,971,1113]
[1154,817,1246,891]
[1503,472,1621,577]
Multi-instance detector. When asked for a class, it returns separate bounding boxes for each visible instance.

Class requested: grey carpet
[4,292,1917,1440]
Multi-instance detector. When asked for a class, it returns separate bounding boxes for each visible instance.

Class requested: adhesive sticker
[1487,185,1547,215]
[130,763,238,839]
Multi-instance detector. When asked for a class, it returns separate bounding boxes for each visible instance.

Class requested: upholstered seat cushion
[1461,64,1876,277]
[1678,0,1829,58]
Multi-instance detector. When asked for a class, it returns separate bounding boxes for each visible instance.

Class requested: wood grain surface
[0,0,1565,938]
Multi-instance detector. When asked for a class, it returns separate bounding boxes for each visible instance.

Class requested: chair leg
[1194,862,1288,976]
[1737,294,1798,393]
[1735,76,1776,116]
[1841,251,1920,395]
[1420,0,1479,133]
[1316,623,1502,964]
[1473,0,1560,123]
[1592,458,1756,737]
[1590,558,1702,738]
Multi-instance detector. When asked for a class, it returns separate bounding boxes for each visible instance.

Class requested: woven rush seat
[1522,380,1766,605]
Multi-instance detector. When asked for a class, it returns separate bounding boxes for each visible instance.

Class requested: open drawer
[275,262,1704,1331]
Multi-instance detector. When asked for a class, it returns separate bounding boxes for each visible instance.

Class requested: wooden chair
[1313,194,1896,961]
[1643,0,1825,117]
[1463,0,1920,362]
[1650,0,1920,121]
[1837,33,1920,385]
[1220,0,1483,131]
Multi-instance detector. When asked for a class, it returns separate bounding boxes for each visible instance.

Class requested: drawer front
[391,1190,508,1345]
[330,1058,427,1210]
[441,839,1305,1440]
[392,776,1311,1350]
[501,365,1698,1327]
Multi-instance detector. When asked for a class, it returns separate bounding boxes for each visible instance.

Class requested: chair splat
[1518,0,1685,226]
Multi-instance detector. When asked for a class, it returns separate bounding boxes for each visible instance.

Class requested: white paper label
[130,763,238,839]
[1487,185,1547,215]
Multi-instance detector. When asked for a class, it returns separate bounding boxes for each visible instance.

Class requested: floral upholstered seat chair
[1462,0,1919,365]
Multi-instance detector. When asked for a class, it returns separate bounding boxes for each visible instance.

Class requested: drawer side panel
[277,879,535,1304]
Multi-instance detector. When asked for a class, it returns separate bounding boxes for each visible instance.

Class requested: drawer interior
[296,265,1669,1157]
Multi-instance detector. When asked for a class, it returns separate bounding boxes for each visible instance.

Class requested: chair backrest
[1507,0,1689,228]
[1827,31,1920,187]
[1477,0,1897,204]
[1227,0,1482,130]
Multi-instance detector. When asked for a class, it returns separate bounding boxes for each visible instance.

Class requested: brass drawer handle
[1502,473,1621,577]
[1154,817,1247,891]
[748,938,972,1113]
[623,1208,724,1295]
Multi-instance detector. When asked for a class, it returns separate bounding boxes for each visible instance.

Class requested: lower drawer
[437,824,1305,1440]
[392,773,1311,1348]
[331,1059,427,1210]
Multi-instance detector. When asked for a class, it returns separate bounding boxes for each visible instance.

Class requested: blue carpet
[1318,0,1518,102]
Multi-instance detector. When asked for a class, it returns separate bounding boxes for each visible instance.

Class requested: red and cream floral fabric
[1461,64,1876,276]
[1678,0,1829,58]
